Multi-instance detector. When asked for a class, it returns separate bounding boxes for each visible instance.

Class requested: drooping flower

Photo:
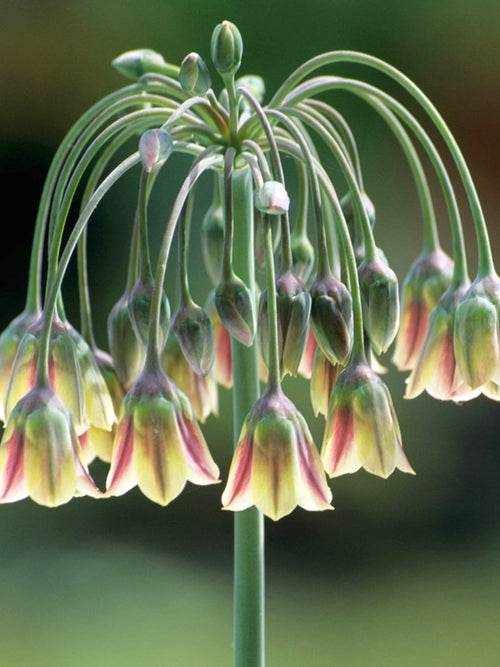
[161,335,218,422]
[106,364,220,506]
[454,274,500,389]
[405,285,480,401]
[392,248,453,371]
[321,360,414,478]
[0,383,102,506]
[107,291,146,389]
[4,316,116,436]
[222,389,333,521]
[0,309,41,423]
[309,272,353,365]
[206,291,233,388]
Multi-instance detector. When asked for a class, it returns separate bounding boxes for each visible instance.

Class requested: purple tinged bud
[179,52,212,95]
[139,129,173,173]
[173,301,215,377]
[210,21,243,76]
[358,255,400,355]
[215,274,255,347]
[258,272,311,377]
[255,181,290,216]
[310,273,353,366]
[128,278,170,349]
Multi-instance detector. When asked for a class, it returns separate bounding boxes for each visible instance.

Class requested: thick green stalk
[230,166,264,667]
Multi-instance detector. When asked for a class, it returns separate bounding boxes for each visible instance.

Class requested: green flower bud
[179,52,212,95]
[310,273,353,365]
[454,275,500,389]
[173,301,215,377]
[215,273,255,346]
[358,255,400,355]
[139,129,173,173]
[112,48,170,81]
[255,181,290,216]
[107,293,146,389]
[201,199,225,285]
[236,74,265,102]
[128,278,170,349]
[210,21,243,76]
[258,271,311,377]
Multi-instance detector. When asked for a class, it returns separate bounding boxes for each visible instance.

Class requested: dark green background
[1,2,499,665]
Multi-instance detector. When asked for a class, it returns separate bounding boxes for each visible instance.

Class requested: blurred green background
[1,1,500,665]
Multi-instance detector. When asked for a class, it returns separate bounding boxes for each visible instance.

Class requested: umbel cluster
[0,22,497,520]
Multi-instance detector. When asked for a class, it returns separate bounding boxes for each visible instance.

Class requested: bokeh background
[1,1,500,665]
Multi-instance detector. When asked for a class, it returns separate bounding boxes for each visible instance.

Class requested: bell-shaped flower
[310,346,341,418]
[454,274,500,389]
[0,383,102,506]
[5,316,116,436]
[161,335,218,422]
[106,364,220,506]
[222,389,333,521]
[0,309,41,423]
[310,272,353,365]
[392,248,453,371]
[405,285,481,401]
[321,360,414,478]
[358,254,400,356]
[258,271,311,378]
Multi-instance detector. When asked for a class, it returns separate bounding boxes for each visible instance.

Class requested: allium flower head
[405,285,480,401]
[106,365,220,506]
[392,248,453,371]
[0,384,102,506]
[454,274,500,389]
[222,389,333,521]
[321,361,414,478]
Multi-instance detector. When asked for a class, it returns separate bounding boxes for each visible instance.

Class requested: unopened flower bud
[128,278,170,349]
[236,74,265,111]
[454,275,500,389]
[210,21,243,76]
[108,293,146,389]
[255,181,290,216]
[179,52,212,95]
[112,49,171,81]
[258,272,311,377]
[358,255,399,355]
[173,301,215,377]
[139,129,173,173]
[201,200,225,285]
[215,274,255,347]
[310,273,353,365]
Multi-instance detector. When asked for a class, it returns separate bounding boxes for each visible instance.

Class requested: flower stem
[230,166,265,667]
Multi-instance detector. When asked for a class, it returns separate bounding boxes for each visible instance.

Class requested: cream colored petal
[294,414,333,512]
[221,428,253,512]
